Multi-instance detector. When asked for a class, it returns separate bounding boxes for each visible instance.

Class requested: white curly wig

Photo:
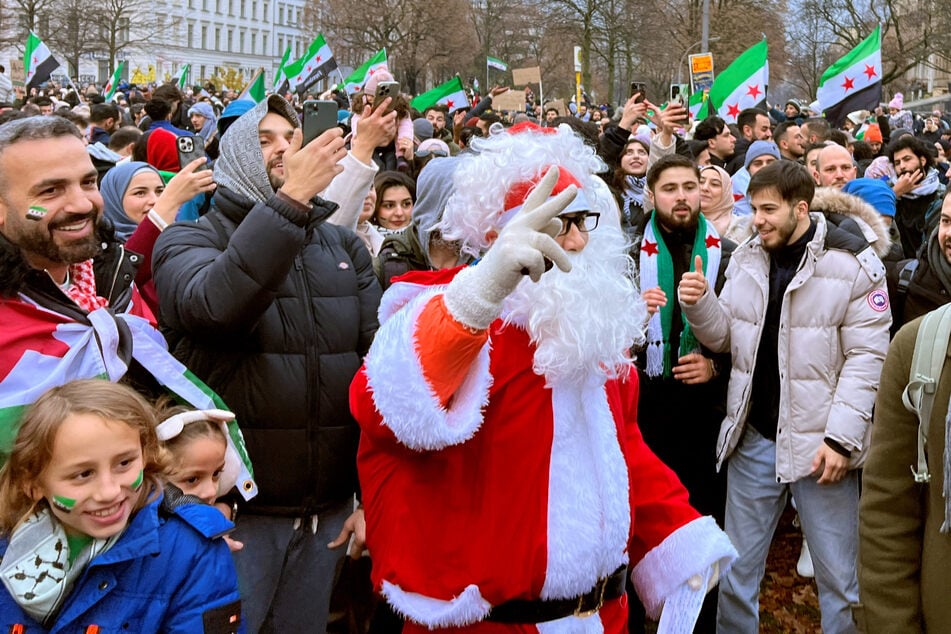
[437,122,621,258]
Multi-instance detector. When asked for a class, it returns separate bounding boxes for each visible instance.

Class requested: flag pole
[486,58,489,96]
[539,75,544,117]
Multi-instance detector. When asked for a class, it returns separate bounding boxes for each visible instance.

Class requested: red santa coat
[350,270,735,632]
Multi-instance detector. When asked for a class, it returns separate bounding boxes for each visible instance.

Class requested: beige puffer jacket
[681,190,893,482]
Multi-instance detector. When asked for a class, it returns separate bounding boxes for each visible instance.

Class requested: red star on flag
[306,65,313,72]
[746,84,761,100]
[641,240,659,256]
[727,103,741,119]
[316,56,322,62]
[368,69,376,75]
[705,235,721,249]
[446,99,455,109]
[841,76,855,92]
[864,64,877,80]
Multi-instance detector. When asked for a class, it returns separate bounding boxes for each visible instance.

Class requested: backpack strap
[897,259,919,295]
[902,303,951,483]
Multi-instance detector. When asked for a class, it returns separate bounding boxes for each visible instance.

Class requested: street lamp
[678,36,720,89]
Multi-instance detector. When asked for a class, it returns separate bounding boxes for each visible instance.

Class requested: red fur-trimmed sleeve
[357,285,494,451]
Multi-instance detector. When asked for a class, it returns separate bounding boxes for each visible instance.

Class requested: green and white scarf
[640,213,721,377]
[0,508,122,625]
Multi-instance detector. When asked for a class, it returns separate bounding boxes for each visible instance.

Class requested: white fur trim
[542,382,630,599]
[536,613,605,634]
[381,580,491,628]
[365,289,493,451]
[378,280,437,324]
[631,515,737,620]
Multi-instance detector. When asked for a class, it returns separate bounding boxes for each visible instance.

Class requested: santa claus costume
[350,124,736,633]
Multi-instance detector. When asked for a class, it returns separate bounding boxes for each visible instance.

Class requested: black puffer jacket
[153,186,381,516]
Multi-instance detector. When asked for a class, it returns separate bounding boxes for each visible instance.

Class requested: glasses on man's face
[558,212,600,236]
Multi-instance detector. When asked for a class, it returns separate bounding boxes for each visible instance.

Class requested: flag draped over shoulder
[708,39,768,124]
[0,300,258,499]
[104,61,124,101]
[817,26,882,128]
[487,56,509,72]
[411,77,470,112]
[237,68,266,104]
[284,34,337,95]
[23,31,58,92]
[342,49,388,94]
[272,46,292,92]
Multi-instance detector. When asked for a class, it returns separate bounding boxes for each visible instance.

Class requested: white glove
[443,167,577,330]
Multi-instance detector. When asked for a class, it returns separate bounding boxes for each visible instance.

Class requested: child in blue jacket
[0,379,243,633]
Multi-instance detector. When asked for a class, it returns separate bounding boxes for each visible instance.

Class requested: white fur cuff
[631,516,737,619]
[382,581,492,628]
[443,265,504,330]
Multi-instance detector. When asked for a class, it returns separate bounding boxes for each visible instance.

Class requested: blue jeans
[717,427,859,634]
[232,501,351,633]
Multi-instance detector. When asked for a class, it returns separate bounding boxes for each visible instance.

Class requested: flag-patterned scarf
[639,213,721,377]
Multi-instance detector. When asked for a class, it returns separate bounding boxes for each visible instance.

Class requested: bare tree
[310,0,478,94]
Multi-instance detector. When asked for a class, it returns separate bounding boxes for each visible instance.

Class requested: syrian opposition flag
[23,31,58,92]
[236,68,266,104]
[172,63,190,90]
[689,90,710,120]
[104,61,124,101]
[0,300,258,499]
[342,49,388,95]
[272,45,292,92]
[285,34,337,95]
[411,77,470,112]
[817,26,882,129]
[708,39,768,124]
[487,56,509,72]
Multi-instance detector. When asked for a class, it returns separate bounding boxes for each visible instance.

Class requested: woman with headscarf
[188,101,220,159]
[607,133,651,244]
[100,160,216,314]
[699,165,750,243]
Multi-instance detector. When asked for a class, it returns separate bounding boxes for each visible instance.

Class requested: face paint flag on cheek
[51,495,76,513]
[26,206,47,221]
[131,469,143,491]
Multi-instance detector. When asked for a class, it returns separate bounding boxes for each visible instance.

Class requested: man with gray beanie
[732,140,781,216]
[153,94,382,633]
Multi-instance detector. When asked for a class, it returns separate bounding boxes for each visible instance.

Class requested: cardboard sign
[10,59,25,87]
[512,66,541,86]
[491,90,526,112]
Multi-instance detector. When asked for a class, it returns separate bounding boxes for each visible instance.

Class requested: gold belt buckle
[573,577,607,618]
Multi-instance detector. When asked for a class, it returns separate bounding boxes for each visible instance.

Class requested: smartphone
[302,100,339,146]
[672,92,686,107]
[630,81,647,103]
[176,134,208,171]
[373,80,400,112]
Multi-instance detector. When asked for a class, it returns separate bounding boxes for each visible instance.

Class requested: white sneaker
[797,539,815,578]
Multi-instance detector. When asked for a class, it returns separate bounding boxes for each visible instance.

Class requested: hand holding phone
[302,100,339,147]
[373,81,400,113]
[176,134,208,172]
[630,81,648,103]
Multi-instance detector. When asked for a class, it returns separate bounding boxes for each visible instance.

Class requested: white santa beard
[502,226,647,386]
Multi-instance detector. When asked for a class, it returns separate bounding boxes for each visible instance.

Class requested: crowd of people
[0,65,949,634]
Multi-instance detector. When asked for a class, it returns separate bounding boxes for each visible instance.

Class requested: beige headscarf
[699,165,734,236]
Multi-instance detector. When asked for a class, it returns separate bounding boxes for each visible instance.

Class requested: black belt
[486,566,627,624]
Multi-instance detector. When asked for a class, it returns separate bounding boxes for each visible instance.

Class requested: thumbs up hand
[678,254,709,306]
